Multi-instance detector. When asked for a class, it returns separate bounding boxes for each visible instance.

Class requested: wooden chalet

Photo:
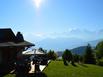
[0,28,34,73]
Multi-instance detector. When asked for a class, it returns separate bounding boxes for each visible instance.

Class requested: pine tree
[84,44,96,64]
[62,49,73,65]
[47,50,57,60]
[96,41,103,59]
[73,54,80,63]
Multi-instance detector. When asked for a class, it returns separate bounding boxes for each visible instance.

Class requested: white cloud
[24,32,47,42]
[23,28,103,43]
[35,32,44,37]
[68,28,78,32]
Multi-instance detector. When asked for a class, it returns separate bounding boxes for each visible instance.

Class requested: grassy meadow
[43,61,103,77]
[4,61,103,77]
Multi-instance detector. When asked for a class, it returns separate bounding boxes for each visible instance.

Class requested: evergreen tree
[79,56,83,63]
[38,47,47,53]
[62,49,73,65]
[73,54,80,63]
[96,41,103,59]
[47,50,57,60]
[83,44,96,64]
[95,41,103,66]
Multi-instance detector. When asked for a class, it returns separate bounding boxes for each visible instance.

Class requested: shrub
[97,58,103,66]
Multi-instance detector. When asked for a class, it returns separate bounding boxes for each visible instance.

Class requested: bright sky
[0,0,103,42]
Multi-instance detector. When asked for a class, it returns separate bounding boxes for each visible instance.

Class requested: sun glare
[32,0,43,8]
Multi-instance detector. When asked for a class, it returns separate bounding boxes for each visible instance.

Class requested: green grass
[3,74,15,77]
[43,61,103,77]
[3,61,103,77]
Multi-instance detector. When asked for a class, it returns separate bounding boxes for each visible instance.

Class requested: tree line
[40,41,103,66]
[62,41,103,66]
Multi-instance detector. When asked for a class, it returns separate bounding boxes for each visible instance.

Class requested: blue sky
[0,0,103,42]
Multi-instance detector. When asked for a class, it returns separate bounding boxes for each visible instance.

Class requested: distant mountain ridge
[36,37,86,51]
[88,39,103,47]
[52,39,103,57]
[36,37,103,51]
[57,45,95,57]
[71,46,87,55]
[71,39,103,55]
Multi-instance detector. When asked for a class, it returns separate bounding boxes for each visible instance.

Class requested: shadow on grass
[0,65,14,77]
[79,63,88,67]
[71,63,78,67]
[28,72,47,77]
[15,72,47,77]
[64,63,78,67]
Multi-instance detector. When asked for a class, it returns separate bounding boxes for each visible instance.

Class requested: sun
[32,0,43,8]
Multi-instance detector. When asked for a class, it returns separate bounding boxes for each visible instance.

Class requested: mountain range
[57,45,93,57]
[35,37,103,51]
[71,46,87,55]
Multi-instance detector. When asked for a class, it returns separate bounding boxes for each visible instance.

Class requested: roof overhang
[0,41,35,47]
